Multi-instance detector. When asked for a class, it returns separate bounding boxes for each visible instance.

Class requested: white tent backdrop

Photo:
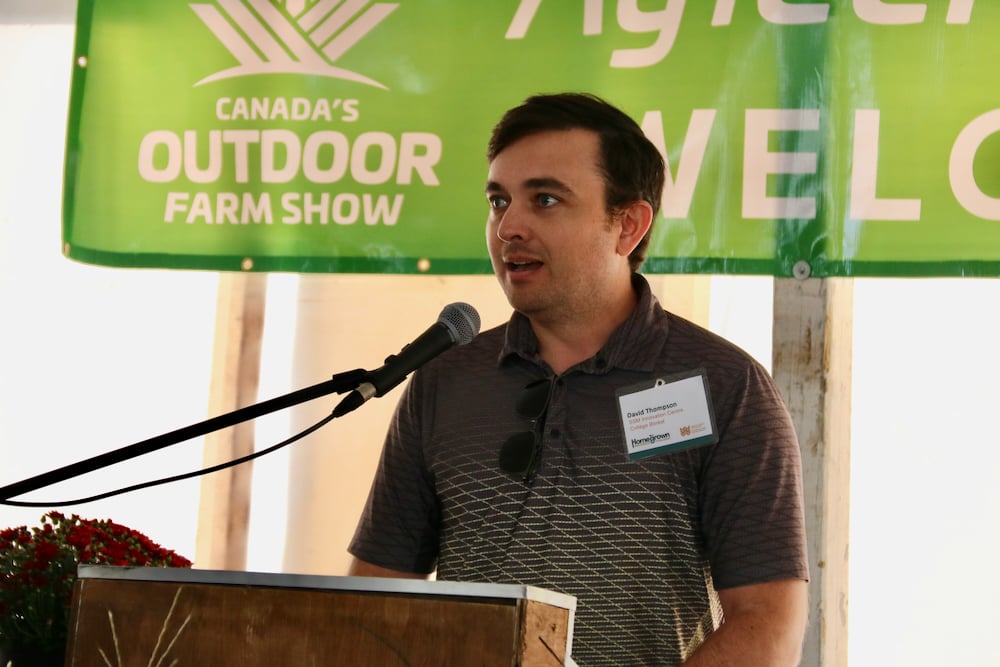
[1,15,998,667]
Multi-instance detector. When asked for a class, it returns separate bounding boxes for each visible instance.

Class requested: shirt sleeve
[698,361,810,589]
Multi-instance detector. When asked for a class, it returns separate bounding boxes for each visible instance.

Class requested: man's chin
[500,278,551,311]
[505,294,547,318]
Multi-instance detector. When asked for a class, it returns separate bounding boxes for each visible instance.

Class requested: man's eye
[488,195,509,209]
[536,194,558,208]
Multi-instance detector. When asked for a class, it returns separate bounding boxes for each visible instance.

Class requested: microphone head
[438,302,480,345]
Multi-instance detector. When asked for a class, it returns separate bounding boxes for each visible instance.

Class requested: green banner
[63,1,1000,277]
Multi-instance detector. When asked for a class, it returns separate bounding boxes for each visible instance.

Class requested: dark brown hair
[487,93,665,271]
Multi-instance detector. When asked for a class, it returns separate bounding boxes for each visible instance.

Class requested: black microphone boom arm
[0,368,369,501]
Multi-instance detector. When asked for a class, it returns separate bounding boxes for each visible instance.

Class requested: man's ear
[615,200,654,257]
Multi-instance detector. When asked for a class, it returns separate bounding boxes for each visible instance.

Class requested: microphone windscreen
[439,302,480,346]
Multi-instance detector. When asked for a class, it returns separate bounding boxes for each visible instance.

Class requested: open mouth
[506,260,543,272]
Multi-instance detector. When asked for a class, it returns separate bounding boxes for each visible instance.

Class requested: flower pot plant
[0,511,192,665]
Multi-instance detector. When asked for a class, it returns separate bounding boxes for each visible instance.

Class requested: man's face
[484,128,630,323]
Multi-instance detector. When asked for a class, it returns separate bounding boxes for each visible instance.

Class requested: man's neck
[529,278,639,375]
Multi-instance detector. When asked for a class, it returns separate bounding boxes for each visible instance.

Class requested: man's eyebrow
[524,177,572,194]
[484,177,573,194]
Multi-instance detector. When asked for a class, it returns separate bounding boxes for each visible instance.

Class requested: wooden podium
[67,565,576,666]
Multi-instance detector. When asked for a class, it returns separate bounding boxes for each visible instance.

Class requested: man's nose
[495,204,530,243]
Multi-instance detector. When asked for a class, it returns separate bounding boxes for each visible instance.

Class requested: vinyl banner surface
[62,1,1000,277]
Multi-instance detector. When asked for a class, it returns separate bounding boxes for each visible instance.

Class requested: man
[349,93,809,665]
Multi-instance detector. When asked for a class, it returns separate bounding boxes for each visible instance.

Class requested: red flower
[1,512,192,653]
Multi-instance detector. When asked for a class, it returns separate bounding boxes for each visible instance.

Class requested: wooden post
[772,277,852,667]
[195,272,267,570]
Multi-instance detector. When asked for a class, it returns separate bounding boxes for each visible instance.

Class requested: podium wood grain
[67,570,572,666]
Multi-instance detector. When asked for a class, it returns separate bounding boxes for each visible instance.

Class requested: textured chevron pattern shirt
[350,275,809,666]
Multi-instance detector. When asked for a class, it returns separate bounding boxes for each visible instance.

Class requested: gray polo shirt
[350,275,808,665]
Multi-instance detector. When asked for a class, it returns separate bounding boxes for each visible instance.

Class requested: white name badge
[616,369,718,461]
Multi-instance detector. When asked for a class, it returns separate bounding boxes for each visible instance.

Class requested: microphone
[332,302,481,417]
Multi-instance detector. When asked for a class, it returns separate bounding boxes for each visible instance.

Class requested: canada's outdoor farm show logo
[135,0,439,233]
[190,0,398,88]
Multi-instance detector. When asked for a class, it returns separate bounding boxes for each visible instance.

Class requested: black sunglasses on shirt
[498,377,554,483]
